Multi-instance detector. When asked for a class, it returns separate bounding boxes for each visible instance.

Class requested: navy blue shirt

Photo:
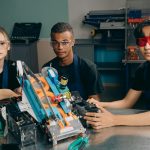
[0,60,20,90]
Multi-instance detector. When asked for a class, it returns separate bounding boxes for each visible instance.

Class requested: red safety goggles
[136,36,150,47]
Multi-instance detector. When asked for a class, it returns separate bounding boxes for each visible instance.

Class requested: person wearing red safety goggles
[136,36,150,47]
[136,36,150,62]
[84,20,150,129]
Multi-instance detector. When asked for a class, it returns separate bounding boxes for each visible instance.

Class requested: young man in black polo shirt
[43,22,103,101]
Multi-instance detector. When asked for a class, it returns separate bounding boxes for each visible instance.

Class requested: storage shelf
[96,62,122,71]
[122,59,145,63]
[97,67,121,71]
[100,27,125,30]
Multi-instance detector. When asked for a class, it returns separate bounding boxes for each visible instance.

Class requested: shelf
[97,67,121,71]
[100,27,125,30]
[96,62,122,71]
[122,59,145,63]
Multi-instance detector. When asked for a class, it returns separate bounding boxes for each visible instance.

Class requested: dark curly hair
[50,22,74,39]
[134,20,150,39]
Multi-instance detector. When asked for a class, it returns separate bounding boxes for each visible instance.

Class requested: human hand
[84,105,116,129]
[0,89,19,100]
[87,98,101,106]
[87,98,106,108]
[14,87,22,95]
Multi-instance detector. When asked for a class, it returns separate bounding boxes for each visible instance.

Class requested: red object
[127,46,139,60]
[128,18,144,23]
[52,95,63,103]
[136,36,150,47]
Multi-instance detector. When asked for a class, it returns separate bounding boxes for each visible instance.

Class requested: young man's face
[50,31,75,59]
[137,26,150,61]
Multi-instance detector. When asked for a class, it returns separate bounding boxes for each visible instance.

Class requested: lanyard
[2,60,8,88]
[73,54,86,100]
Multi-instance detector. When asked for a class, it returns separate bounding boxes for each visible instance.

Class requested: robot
[7,61,86,146]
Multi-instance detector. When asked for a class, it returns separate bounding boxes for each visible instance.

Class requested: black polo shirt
[43,55,103,100]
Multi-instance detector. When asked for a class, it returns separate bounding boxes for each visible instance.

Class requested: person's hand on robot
[85,98,116,129]
[0,89,19,100]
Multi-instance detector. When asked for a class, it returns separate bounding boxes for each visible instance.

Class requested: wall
[0,0,68,71]
[68,0,126,39]
[0,0,68,38]
[0,0,127,71]
[126,0,150,9]
[37,39,56,70]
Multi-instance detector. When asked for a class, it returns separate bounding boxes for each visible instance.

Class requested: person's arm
[0,89,19,100]
[115,111,150,126]
[89,89,142,109]
[89,94,101,101]
[84,105,150,129]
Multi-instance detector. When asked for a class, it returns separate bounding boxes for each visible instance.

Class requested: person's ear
[7,42,11,51]
[71,39,75,46]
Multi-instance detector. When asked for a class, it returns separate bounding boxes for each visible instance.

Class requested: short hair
[134,20,150,39]
[0,26,10,42]
[50,22,74,39]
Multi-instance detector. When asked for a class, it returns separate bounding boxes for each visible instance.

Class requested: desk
[2,109,150,150]
[86,109,150,150]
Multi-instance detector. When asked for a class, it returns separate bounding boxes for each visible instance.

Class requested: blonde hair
[0,26,10,42]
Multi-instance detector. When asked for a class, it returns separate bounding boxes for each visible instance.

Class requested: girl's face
[0,32,10,61]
